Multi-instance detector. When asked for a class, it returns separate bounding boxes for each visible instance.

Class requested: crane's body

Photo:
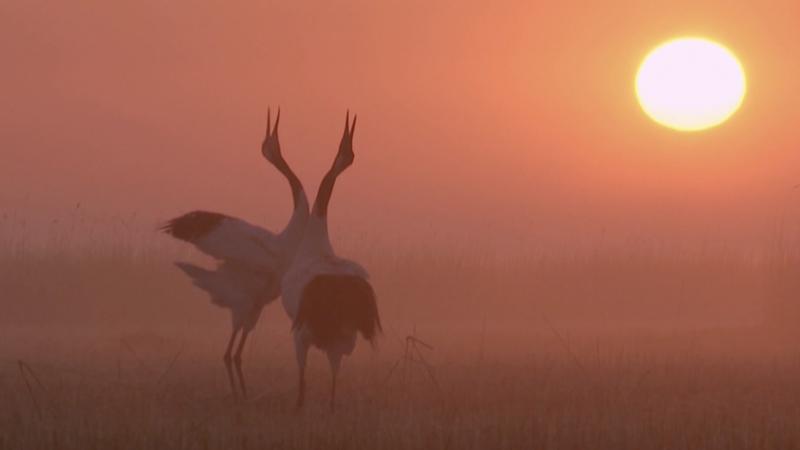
[280,113,381,410]
[162,110,308,399]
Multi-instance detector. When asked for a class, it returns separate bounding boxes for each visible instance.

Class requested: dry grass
[2,219,800,449]
[3,330,800,450]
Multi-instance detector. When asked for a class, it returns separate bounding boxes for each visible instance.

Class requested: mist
[4,1,800,256]
[4,1,800,449]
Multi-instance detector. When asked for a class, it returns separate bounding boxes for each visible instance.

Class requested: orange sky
[2,0,800,255]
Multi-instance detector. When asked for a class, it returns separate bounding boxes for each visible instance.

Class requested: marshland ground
[2,217,800,450]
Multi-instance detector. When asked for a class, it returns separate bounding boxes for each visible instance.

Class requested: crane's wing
[175,261,280,310]
[161,211,281,271]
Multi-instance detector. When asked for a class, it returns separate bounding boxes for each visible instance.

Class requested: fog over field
[3,214,800,448]
[4,1,800,449]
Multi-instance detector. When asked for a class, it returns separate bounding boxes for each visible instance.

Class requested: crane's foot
[223,352,239,401]
[233,354,247,400]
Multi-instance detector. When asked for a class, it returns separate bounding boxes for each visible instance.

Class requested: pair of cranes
[161,110,381,410]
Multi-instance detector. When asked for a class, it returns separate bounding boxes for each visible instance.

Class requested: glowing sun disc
[635,37,746,131]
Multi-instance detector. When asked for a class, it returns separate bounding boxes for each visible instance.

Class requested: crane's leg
[327,353,342,412]
[294,333,309,409]
[224,329,240,399]
[233,329,250,399]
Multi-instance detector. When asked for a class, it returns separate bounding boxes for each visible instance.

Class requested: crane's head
[332,111,357,175]
[261,107,283,165]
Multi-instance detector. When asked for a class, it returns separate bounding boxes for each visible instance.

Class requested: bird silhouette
[162,109,309,399]
[280,112,381,410]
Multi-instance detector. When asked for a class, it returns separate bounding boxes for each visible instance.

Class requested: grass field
[3,329,800,449]
[2,221,800,449]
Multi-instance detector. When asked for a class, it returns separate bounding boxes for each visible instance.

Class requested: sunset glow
[636,38,746,132]
[9,1,800,447]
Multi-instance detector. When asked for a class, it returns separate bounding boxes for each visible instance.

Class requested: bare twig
[541,313,589,376]
[407,335,433,351]
[157,346,184,385]
[382,358,402,387]
[412,344,442,396]
[17,360,41,420]
[120,339,152,373]
[18,360,59,417]
[478,315,487,364]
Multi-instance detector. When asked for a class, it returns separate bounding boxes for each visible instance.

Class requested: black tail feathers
[294,274,382,346]
[160,211,226,242]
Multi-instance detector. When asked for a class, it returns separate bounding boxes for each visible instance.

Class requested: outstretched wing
[175,261,280,309]
[161,211,282,271]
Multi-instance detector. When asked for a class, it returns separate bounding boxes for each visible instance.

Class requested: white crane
[161,109,308,399]
[281,112,382,410]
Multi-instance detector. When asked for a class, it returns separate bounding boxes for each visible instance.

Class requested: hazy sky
[3,1,800,254]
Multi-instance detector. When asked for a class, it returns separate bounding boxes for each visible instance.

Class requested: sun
[635,37,746,132]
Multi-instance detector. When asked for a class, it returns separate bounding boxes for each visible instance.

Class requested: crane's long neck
[304,162,343,255]
[274,156,309,244]
[312,167,339,219]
